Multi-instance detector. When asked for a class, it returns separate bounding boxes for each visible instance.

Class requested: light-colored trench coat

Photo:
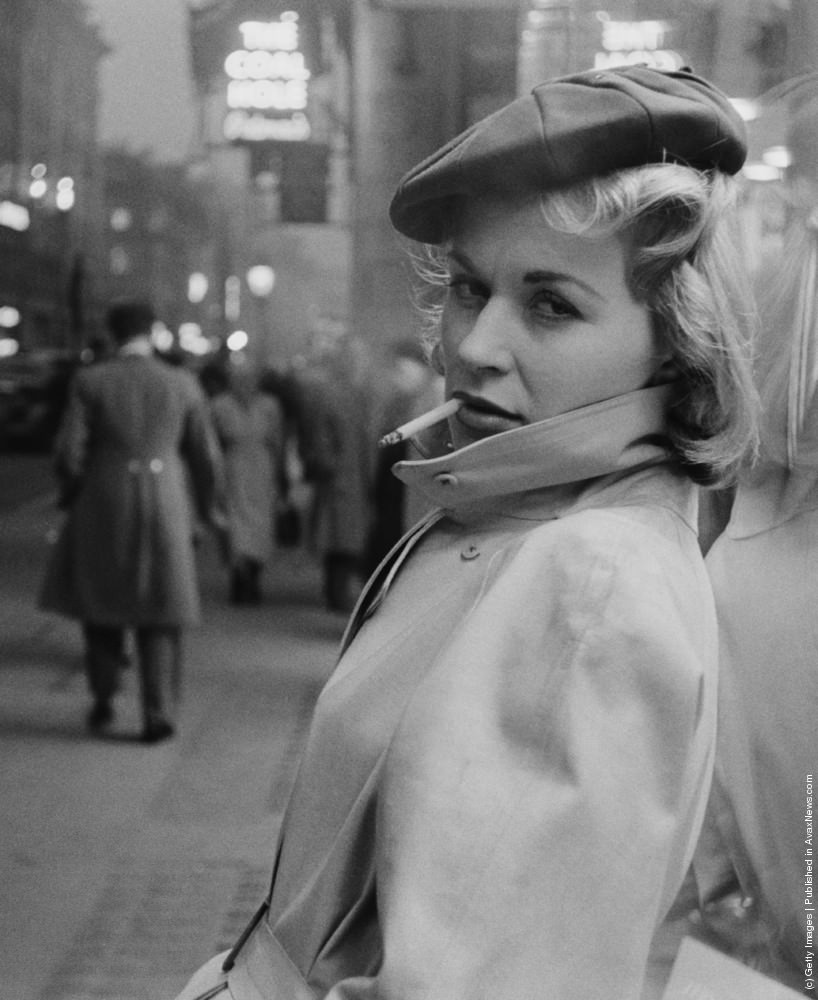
[210,391,284,564]
[40,352,218,627]
[176,385,717,1000]
[696,423,818,986]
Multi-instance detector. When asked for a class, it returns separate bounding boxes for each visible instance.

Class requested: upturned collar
[393,385,674,513]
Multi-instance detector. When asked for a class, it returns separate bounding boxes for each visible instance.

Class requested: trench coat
[696,426,818,983]
[296,367,375,559]
[175,385,718,1000]
[210,391,284,564]
[39,352,218,627]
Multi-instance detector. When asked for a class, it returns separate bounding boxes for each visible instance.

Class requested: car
[0,349,83,450]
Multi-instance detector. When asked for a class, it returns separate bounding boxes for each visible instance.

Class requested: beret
[389,65,747,244]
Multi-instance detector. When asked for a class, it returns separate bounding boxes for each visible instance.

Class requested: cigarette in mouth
[378,398,462,448]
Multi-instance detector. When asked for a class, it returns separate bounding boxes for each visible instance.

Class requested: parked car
[0,349,83,450]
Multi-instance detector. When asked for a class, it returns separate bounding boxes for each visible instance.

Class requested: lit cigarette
[378,398,462,448]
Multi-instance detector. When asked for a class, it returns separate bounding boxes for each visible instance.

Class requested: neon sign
[223,12,311,143]
[594,14,684,72]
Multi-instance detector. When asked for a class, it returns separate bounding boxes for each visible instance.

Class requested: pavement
[0,477,345,999]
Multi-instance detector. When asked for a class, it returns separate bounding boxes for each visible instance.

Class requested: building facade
[0,0,107,351]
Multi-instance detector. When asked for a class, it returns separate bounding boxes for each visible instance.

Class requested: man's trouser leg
[135,625,182,733]
[83,623,125,708]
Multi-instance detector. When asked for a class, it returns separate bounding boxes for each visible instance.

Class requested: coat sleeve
[52,369,92,503]
[344,513,717,1000]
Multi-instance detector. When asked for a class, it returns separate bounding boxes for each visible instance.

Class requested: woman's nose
[454,301,513,372]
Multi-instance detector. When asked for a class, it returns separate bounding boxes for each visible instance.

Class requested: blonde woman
[175,66,758,1000]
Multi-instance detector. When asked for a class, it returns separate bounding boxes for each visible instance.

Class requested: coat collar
[393,384,674,515]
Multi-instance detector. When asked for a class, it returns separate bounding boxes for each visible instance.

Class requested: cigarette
[378,398,462,448]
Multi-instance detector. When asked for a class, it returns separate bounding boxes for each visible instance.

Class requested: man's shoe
[86,702,114,734]
[141,720,175,744]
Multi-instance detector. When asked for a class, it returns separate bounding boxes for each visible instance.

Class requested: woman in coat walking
[210,361,286,604]
[40,301,219,743]
[174,66,759,998]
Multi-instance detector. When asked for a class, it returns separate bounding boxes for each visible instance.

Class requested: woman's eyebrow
[523,270,603,300]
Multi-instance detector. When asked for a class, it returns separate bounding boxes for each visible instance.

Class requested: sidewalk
[0,491,344,999]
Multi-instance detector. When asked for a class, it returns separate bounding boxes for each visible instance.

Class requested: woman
[175,66,758,999]
[692,86,818,991]
[210,361,286,604]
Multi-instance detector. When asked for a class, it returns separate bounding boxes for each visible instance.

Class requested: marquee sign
[594,14,684,72]
[223,11,312,143]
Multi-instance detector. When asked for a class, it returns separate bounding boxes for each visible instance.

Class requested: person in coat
[40,301,219,743]
[210,360,286,604]
[689,88,818,992]
[294,334,376,612]
[173,67,759,999]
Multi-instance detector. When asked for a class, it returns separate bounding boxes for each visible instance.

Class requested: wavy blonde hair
[410,163,760,486]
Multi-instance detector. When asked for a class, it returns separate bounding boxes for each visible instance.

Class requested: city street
[0,454,342,999]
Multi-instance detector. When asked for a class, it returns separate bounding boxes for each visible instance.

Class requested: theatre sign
[222,11,312,143]
[594,13,684,72]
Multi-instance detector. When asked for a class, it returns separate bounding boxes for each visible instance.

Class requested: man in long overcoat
[40,301,219,742]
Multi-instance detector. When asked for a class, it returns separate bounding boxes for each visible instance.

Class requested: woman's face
[440,194,668,449]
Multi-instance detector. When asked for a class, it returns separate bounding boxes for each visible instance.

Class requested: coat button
[434,473,458,487]
[150,458,164,473]
[460,543,480,561]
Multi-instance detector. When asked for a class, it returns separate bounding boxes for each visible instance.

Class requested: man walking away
[40,301,220,743]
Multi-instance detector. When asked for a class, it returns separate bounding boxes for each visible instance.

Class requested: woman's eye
[531,289,580,322]
[446,276,487,307]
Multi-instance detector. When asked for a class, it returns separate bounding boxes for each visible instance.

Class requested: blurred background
[0,0,814,448]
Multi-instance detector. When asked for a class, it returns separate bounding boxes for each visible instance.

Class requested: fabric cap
[389,65,747,244]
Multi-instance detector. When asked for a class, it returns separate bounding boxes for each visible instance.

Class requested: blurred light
[110,207,132,232]
[226,329,249,352]
[255,170,278,191]
[0,306,21,328]
[246,264,275,297]
[29,178,47,199]
[179,322,212,356]
[110,246,130,275]
[743,163,782,182]
[225,275,241,321]
[0,337,19,358]
[0,201,30,232]
[151,322,174,352]
[730,98,759,122]
[30,163,46,180]
[188,272,209,304]
[762,145,792,169]
[56,178,75,211]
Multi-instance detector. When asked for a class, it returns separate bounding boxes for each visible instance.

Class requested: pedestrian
[363,338,442,577]
[39,300,219,744]
[174,66,759,999]
[210,359,286,604]
[691,86,818,991]
[295,334,375,613]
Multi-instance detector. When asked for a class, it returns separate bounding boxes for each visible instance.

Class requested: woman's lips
[452,393,522,434]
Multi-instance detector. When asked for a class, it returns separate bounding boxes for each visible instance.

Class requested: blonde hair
[411,163,760,486]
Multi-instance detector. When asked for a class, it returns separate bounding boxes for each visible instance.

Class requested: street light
[246,264,275,297]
